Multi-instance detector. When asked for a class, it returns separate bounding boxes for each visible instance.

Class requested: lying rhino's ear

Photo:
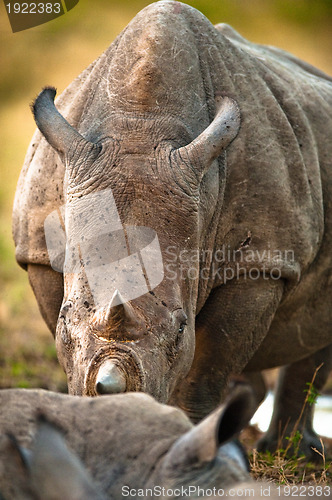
[32,87,100,162]
[175,96,240,182]
[3,433,30,470]
[0,434,33,498]
[29,414,106,500]
[164,387,255,470]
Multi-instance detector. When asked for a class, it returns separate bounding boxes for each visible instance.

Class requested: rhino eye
[59,301,73,318]
[173,309,187,343]
[175,309,187,333]
[175,321,187,348]
[178,323,186,334]
[58,301,73,347]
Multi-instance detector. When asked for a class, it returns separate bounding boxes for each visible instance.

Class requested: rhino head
[32,86,240,399]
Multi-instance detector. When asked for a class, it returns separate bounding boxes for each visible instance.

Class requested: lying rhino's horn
[32,87,96,159]
[105,290,137,326]
[177,96,240,180]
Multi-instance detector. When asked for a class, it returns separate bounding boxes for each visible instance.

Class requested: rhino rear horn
[163,386,255,470]
[91,289,140,334]
[176,96,240,181]
[32,87,99,160]
[105,289,137,326]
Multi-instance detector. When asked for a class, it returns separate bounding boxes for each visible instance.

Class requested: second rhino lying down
[0,387,255,499]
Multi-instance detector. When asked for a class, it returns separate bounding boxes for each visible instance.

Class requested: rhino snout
[84,345,144,396]
[96,360,127,394]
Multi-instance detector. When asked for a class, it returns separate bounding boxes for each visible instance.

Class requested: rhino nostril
[95,360,127,395]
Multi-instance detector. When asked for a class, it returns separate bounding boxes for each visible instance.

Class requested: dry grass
[241,423,332,486]
[241,366,332,486]
[250,439,332,485]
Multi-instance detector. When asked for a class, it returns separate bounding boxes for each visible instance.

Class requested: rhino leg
[257,343,332,460]
[28,264,63,336]
[171,277,283,422]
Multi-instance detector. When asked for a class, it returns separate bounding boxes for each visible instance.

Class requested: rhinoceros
[13,1,332,458]
[0,387,254,500]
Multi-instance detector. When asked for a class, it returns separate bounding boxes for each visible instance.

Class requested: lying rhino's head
[0,387,254,499]
[33,87,239,399]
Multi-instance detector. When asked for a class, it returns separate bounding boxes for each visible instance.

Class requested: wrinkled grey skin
[0,388,254,500]
[1,418,106,500]
[13,1,332,458]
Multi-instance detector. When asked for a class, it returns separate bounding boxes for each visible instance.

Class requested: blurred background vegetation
[1,0,332,391]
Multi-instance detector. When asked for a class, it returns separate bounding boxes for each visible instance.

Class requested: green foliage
[305,382,320,406]
[189,0,332,29]
[286,430,303,447]
[285,430,304,458]
[275,0,332,25]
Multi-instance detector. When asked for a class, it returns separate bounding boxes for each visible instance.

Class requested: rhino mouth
[84,344,145,396]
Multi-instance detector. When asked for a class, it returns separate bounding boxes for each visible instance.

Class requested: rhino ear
[0,434,32,498]
[164,387,255,470]
[175,96,240,182]
[32,87,100,161]
[29,414,105,500]
[2,433,30,470]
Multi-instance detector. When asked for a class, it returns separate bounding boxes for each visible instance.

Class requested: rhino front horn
[32,87,100,160]
[95,360,127,395]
